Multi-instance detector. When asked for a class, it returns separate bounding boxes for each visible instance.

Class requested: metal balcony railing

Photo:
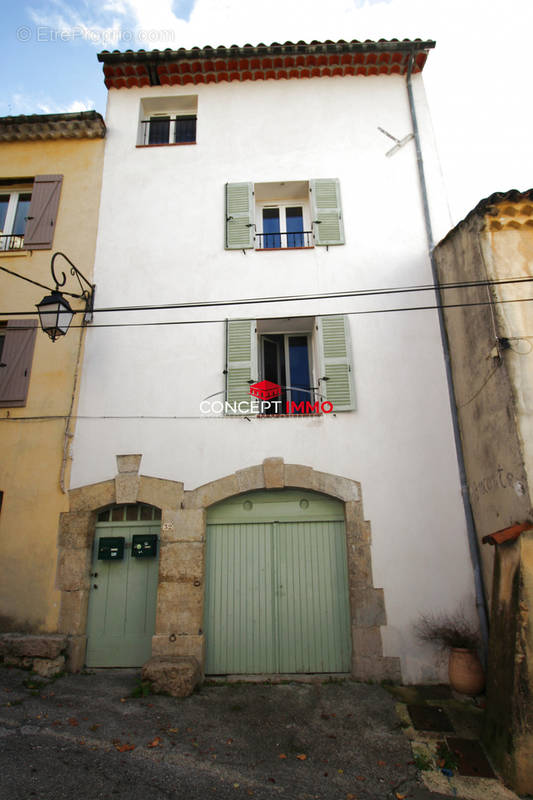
[0,234,25,251]
[255,230,314,249]
[139,116,197,146]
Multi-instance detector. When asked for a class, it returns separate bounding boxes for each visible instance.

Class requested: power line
[4,293,530,331]
[1,274,532,318]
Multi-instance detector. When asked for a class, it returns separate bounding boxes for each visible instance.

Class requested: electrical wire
[3,293,530,331]
[1,273,533,319]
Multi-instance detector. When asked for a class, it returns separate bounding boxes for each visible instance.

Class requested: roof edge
[98,38,436,63]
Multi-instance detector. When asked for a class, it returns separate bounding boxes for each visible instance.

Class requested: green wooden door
[86,511,160,667]
[204,490,351,674]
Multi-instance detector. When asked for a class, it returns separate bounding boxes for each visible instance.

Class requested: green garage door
[204,490,351,674]
[86,505,160,667]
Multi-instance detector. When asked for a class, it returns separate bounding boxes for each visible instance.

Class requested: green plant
[131,680,153,698]
[436,741,459,771]
[413,750,432,771]
[23,678,47,696]
[414,610,480,651]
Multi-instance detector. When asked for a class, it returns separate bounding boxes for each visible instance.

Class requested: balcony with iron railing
[138,116,197,146]
[0,234,25,251]
[255,230,314,250]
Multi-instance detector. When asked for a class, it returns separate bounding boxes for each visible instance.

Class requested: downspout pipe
[406,51,490,665]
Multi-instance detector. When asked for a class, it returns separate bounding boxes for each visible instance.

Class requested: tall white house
[63,39,479,683]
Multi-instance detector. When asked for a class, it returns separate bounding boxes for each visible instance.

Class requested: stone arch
[57,455,183,672]
[58,455,400,681]
[159,458,401,682]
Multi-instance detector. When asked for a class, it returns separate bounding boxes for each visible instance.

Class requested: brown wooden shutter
[0,320,37,407]
[23,175,63,250]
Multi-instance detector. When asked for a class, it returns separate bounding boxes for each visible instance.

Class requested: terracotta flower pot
[448,647,485,695]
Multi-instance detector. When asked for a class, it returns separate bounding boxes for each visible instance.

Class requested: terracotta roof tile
[482,522,533,546]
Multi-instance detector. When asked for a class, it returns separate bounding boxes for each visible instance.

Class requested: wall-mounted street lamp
[1,251,95,342]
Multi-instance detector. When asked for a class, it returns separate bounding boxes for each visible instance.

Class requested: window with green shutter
[309,178,345,246]
[316,315,356,411]
[225,179,344,250]
[224,316,355,414]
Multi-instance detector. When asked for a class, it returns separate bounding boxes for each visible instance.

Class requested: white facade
[72,46,476,683]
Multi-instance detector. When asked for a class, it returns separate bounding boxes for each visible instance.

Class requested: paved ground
[0,667,500,800]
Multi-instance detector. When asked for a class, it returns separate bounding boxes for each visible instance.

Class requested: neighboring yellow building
[0,112,105,663]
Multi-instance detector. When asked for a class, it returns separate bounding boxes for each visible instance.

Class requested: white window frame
[256,202,312,250]
[0,188,32,250]
[137,96,198,146]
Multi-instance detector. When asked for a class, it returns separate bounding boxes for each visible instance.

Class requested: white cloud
[1,93,95,116]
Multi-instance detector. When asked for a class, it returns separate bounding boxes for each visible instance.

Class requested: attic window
[138,95,198,147]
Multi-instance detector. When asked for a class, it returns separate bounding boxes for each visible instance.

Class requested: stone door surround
[57,455,400,681]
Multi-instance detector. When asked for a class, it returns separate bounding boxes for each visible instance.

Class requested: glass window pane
[0,195,9,233]
[140,505,152,520]
[126,505,139,521]
[13,194,31,236]
[148,117,170,144]
[288,336,311,409]
[175,115,196,143]
[262,208,281,248]
[154,507,162,520]
[112,506,124,521]
[286,206,304,248]
[97,509,110,522]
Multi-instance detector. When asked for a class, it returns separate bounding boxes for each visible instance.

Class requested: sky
[2,0,533,225]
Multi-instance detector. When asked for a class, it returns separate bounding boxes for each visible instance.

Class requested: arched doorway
[85,503,161,667]
[204,489,351,674]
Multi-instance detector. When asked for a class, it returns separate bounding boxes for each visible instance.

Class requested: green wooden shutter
[225,182,254,249]
[225,319,257,413]
[310,178,344,246]
[317,315,355,411]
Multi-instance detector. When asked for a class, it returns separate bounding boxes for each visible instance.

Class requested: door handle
[93,584,98,589]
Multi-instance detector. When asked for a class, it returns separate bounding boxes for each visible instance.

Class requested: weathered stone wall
[483,532,533,794]
[434,216,531,601]
[0,634,67,677]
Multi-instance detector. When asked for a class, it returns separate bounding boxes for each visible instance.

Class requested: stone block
[115,474,140,504]
[155,582,204,634]
[284,464,314,489]
[185,474,240,509]
[161,509,205,543]
[263,457,284,489]
[69,480,115,512]
[352,589,387,628]
[0,634,67,659]
[344,501,364,531]
[141,656,201,698]
[32,655,65,678]
[2,655,33,668]
[56,548,91,592]
[352,654,402,683]
[151,634,205,666]
[352,625,383,659]
[65,635,87,673]
[138,476,183,511]
[314,471,359,502]
[58,590,89,635]
[159,542,205,583]
[236,465,265,493]
[58,512,95,550]
[116,454,142,474]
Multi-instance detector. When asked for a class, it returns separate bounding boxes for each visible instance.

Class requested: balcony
[255,230,314,250]
[0,234,25,251]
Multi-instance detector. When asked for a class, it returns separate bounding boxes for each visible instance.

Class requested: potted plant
[415,610,485,695]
